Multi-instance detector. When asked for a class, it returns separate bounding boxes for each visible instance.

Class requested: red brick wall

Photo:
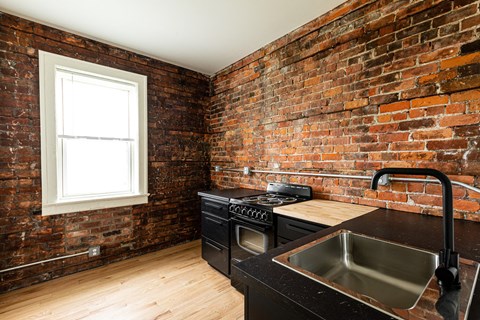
[0,12,210,292]
[209,0,480,219]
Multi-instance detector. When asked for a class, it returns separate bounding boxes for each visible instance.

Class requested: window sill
[41,193,149,216]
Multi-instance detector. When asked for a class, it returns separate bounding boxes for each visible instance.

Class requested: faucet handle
[435,250,461,289]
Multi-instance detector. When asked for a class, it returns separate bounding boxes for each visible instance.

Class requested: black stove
[229,182,313,225]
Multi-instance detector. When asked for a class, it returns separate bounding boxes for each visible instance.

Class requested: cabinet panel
[202,212,229,247]
[246,285,319,320]
[201,198,229,219]
[276,215,326,243]
[201,237,229,276]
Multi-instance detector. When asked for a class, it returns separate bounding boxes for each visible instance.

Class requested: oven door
[230,216,274,266]
[230,216,274,292]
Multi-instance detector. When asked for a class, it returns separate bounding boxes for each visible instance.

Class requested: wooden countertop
[273,199,378,226]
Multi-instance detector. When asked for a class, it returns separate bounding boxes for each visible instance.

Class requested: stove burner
[242,196,261,203]
[239,194,298,206]
[258,198,283,206]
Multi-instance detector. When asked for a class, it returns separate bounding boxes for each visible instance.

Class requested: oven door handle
[231,216,271,230]
[205,216,224,226]
[204,240,222,252]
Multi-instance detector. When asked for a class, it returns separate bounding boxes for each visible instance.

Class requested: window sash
[58,137,135,200]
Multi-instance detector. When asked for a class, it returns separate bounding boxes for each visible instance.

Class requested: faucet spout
[371,168,460,289]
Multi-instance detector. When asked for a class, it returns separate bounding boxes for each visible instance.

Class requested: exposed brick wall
[0,12,210,292]
[209,0,480,220]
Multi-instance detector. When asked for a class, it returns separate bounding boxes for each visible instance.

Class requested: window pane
[60,74,133,138]
[61,138,131,197]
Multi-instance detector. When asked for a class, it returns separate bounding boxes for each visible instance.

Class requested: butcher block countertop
[273,199,378,226]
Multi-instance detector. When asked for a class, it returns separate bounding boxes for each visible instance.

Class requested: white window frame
[39,51,148,215]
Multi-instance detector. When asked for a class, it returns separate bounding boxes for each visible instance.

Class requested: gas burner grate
[258,198,283,206]
[239,194,298,206]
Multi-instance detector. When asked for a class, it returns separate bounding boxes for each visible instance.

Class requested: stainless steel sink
[273,229,479,319]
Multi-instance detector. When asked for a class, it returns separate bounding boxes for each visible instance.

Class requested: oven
[228,182,313,292]
[230,216,275,291]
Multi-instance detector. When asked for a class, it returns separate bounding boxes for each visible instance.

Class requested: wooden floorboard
[0,240,244,320]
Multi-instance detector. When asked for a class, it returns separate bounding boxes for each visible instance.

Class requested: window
[39,51,148,215]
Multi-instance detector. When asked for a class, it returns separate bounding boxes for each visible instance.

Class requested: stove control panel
[229,204,271,224]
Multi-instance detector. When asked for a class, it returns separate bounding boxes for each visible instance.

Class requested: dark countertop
[234,209,480,320]
[197,188,264,201]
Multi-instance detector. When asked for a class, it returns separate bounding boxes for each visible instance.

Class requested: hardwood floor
[0,240,244,320]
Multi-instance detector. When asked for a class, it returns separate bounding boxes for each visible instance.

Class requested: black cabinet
[245,285,319,320]
[200,197,230,276]
[201,198,229,219]
[202,211,229,247]
[198,189,266,278]
[276,215,327,245]
[201,238,229,275]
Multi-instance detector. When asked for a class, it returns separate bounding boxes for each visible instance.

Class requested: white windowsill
[42,193,149,216]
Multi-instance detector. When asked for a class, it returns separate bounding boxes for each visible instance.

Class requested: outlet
[88,246,101,257]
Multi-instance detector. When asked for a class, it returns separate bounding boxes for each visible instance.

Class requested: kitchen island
[234,207,480,319]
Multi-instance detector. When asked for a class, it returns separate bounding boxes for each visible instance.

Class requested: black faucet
[371,168,461,289]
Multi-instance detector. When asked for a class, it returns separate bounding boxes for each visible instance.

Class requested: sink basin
[273,229,479,319]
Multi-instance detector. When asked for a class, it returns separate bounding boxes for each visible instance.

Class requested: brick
[369,93,399,105]
[419,47,459,64]
[446,103,466,114]
[380,79,415,93]
[458,63,480,77]
[396,21,432,40]
[401,85,437,99]
[345,98,369,110]
[378,132,410,142]
[418,69,457,85]
[412,128,453,140]
[451,89,480,102]
[378,191,408,202]
[399,151,436,161]
[461,14,480,30]
[441,74,480,93]
[405,107,421,118]
[454,199,480,212]
[411,1,452,25]
[398,118,435,131]
[411,95,449,108]
[439,114,480,127]
[379,101,409,114]
[410,194,443,207]
[440,52,480,69]
[402,63,438,79]
[388,203,422,213]
[427,139,468,150]
[391,141,425,151]
[454,0,477,8]
[432,4,478,28]
[324,86,342,97]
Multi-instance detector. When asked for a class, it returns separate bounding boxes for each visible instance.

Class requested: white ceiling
[0,0,346,75]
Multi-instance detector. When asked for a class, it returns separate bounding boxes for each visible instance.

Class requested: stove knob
[254,210,260,219]
[261,212,267,221]
[247,209,253,217]
[241,207,247,215]
[234,206,240,213]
